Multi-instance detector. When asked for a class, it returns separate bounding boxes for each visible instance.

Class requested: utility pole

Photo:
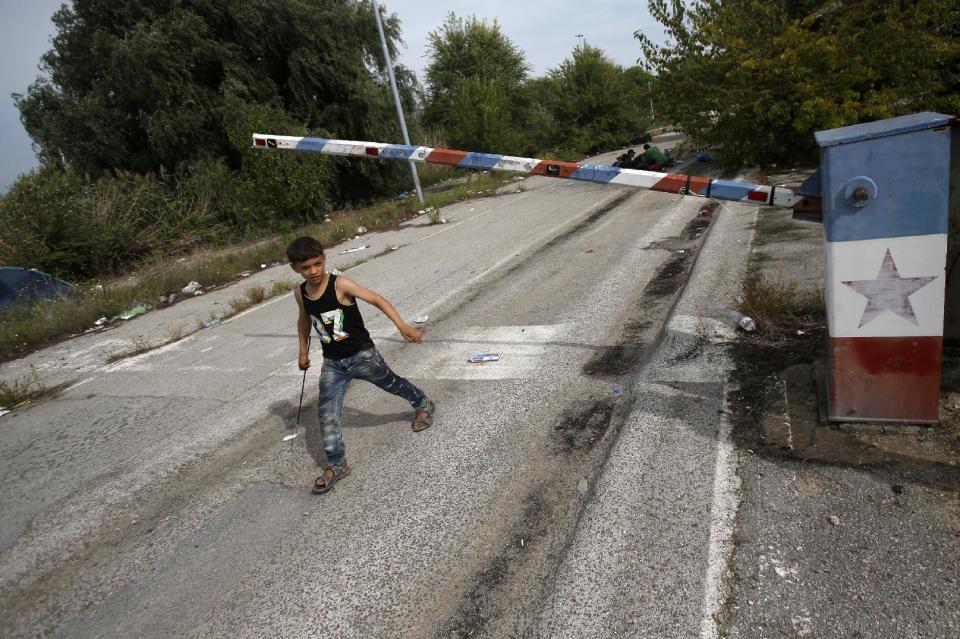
[647,79,655,122]
[372,0,424,206]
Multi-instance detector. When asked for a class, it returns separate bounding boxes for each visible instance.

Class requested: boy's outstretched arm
[336,277,423,343]
[293,287,312,369]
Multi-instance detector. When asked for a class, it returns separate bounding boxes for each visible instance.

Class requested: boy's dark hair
[287,236,325,263]
[643,143,651,150]
[627,149,635,156]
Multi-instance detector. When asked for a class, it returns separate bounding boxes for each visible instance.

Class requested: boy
[287,236,435,494]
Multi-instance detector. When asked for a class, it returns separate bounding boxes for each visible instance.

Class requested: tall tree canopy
[637,0,960,165]
[540,46,650,154]
[15,0,418,180]
[422,12,530,142]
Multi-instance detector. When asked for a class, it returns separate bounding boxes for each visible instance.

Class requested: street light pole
[647,79,655,122]
[372,0,424,206]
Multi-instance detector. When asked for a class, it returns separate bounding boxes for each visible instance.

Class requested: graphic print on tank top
[313,309,348,344]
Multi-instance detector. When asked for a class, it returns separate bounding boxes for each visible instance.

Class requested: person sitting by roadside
[638,143,668,170]
[613,149,636,167]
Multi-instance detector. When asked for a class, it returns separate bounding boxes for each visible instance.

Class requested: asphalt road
[0,146,761,637]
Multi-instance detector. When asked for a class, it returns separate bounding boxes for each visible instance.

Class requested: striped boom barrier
[251,134,821,214]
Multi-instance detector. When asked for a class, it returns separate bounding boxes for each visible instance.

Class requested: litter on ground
[283,433,298,442]
[340,245,369,254]
[113,305,147,321]
[468,353,501,364]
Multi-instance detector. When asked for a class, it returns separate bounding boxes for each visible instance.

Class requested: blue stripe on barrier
[458,153,502,170]
[381,144,417,160]
[709,180,755,201]
[294,137,329,152]
[571,164,621,184]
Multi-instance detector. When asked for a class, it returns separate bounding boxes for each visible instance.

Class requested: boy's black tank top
[300,275,374,360]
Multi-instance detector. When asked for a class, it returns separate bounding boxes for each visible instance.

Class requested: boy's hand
[298,353,311,370]
[399,323,423,343]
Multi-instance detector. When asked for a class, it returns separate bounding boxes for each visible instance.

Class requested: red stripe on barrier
[687,175,712,195]
[530,160,581,179]
[747,190,769,202]
[650,173,689,194]
[427,148,469,165]
[828,336,942,422]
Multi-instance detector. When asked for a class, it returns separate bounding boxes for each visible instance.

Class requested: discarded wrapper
[283,433,298,442]
[413,315,429,324]
[340,245,369,254]
[468,353,501,364]
[113,305,147,321]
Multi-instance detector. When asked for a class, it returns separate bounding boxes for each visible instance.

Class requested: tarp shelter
[0,267,75,312]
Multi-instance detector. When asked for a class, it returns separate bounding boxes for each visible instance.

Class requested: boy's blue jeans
[316,347,429,467]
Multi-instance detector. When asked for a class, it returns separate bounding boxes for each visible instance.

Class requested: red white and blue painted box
[816,112,954,422]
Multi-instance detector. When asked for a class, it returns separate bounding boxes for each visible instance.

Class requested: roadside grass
[0,171,508,363]
[0,366,44,410]
[104,336,154,364]
[736,273,825,336]
[228,284,268,314]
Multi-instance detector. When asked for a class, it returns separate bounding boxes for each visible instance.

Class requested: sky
[0,1,668,192]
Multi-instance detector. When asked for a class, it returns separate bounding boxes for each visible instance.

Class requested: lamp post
[371,0,424,206]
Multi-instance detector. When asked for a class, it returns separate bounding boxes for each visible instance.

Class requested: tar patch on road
[436,394,630,638]
[553,397,617,451]
[435,487,556,639]
[583,207,716,376]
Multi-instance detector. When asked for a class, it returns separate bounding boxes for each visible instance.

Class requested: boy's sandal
[411,400,436,432]
[313,462,351,494]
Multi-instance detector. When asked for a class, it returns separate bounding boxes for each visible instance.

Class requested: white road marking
[403,324,573,380]
[699,391,741,639]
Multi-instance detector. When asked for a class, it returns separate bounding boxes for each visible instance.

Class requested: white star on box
[842,249,937,327]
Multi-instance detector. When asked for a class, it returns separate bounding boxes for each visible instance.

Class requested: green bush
[0,168,218,279]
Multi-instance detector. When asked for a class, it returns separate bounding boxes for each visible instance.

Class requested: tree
[540,46,650,154]
[15,0,419,191]
[422,13,530,147]
[636,0,960,166]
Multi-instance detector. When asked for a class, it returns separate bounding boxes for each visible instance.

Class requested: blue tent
[0,267,76,312]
